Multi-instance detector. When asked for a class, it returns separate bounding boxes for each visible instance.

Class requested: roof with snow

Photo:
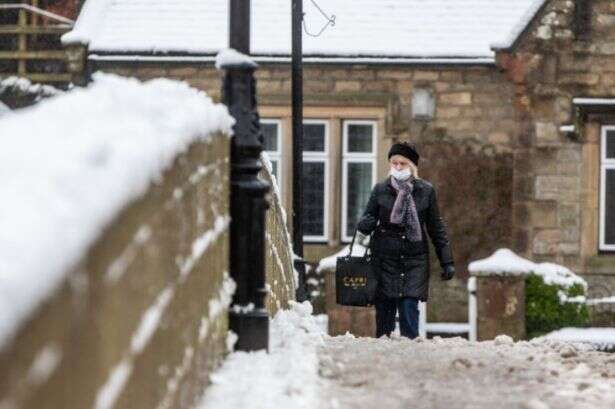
[64,0,546,62]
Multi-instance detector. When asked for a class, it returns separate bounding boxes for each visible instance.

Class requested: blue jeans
[375,297,419,339]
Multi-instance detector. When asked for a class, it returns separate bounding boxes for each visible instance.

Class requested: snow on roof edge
[61,0,112,45]
[490,0,547,51]
[573,98,615,106]
[89,54,496,66]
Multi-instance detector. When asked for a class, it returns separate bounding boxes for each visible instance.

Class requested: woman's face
[389,154,412,171]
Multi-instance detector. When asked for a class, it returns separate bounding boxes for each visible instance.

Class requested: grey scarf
[390,175,422,242]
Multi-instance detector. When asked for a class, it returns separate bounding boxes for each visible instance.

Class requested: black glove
[441,264,455,281]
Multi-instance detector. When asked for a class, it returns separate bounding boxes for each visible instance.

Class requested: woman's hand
[441,264,455,281]
[356,231,370,247]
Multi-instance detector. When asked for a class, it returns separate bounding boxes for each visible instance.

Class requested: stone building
[60,0,615,322]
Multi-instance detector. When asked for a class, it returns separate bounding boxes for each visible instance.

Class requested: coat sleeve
[356,186,379,235]
[425,186,454,268]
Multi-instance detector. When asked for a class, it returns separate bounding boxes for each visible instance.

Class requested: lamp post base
[229,309,269,351]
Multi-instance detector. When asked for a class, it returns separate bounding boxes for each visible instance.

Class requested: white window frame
[341,120,378,243]
[600,125,615,251]
[303,119,330,242]
[261,118,283,196]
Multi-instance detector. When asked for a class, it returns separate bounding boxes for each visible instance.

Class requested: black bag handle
[347,229,373,259]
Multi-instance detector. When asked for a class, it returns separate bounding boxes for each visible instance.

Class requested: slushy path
[318,334,615,409]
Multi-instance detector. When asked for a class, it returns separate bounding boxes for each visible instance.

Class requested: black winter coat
[356,177,454,302]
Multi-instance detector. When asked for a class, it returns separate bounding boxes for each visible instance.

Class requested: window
[302,120,329,242]
[260,114,379,244]
[600,126,615,250]
[341,121,377,242]
[261,119,282,194]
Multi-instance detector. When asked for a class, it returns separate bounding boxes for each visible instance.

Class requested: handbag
[335,230,378,307]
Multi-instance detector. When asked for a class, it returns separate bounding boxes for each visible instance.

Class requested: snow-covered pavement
[320,334,615,409]
[197,303,615,409]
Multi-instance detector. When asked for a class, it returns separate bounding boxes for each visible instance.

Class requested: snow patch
[587,296,615,305]
[316,242,370,273]
[105,225,152,284]
[131,286,175,354]
[94,360,132,409]
[195,301,326,409]
[215,48,257,69]
[0,76,62,98]
[541,327,615,350]
[26,344,62,385]
[179,216,231,280]
[208,272,237,323]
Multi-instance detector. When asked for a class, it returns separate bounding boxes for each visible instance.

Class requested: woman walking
[356,141,455,339]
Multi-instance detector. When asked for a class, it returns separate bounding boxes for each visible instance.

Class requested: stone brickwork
[495,0,615,302]
[474,275,526,341]
[0,132,297,409]
[0,135,231,409]
[259,155,297,315]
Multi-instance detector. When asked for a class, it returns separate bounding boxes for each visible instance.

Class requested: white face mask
[390,166,412,181]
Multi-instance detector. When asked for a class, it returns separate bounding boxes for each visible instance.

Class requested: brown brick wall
[259,156,297,315]
[0,136,232,409]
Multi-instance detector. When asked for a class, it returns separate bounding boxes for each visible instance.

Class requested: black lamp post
[222,0,269,351]
[292,0,309,302]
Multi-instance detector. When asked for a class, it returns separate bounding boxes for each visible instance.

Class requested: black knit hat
[388,142,419,166]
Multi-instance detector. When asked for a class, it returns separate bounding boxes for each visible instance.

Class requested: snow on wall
[65,0,541,59]
[260,151,297,312]
[468,248,587,290]
[0,73,234,350]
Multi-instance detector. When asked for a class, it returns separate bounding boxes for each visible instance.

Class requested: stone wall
[496,0,615,301]
[259,154,297,315]
[0,133,219,409]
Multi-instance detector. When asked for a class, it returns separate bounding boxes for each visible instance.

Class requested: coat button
[402,235,406,239]
[401,273,405,277]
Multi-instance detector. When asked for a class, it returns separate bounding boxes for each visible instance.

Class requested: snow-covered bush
[525,274,588,338]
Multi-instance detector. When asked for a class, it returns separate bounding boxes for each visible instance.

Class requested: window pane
[347,124,373,153]
[607,130,615,159]
[303,123,325,152]
[270,160,279,180]
[346,162,373,236]
[303,161,325,237]
[262,122,279,152]
[605,169,615,244]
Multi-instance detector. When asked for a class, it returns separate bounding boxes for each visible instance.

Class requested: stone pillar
[472,273,526,341]
[325,269,376,337]
[65,43,89,86]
